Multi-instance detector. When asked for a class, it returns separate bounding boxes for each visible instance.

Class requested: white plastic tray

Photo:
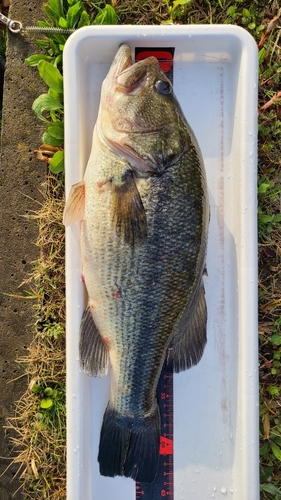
[63,25,259,500]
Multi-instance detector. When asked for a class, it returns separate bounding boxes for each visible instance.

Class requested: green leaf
[32,94,63,122]
[268,385,280,397]
[48,87,63,103]
[93,5,118,25]
[271,333,281,346]
[67,2,82,28]
[47,123,64,140]
[260,442,269,457]
[227,5,237,18]
[44,387,53,396]
[260,483,281,495]
[36,39,51,52]
[38,61,63,94]
[31,384,42,393]
[259,48,266,65]
[49,0,64,17]
[58,16,69,28]
[50,39,60,55]
[242,8,250,18]
[249,4,255,15]
[260,215,273,224]
[77,10,90,28]
[42,132,64,147]
[275,436,281,447]
[37,20,52,28]
[25,54,52,67]
[260,465,273,482]
[41,398,53,409]
[173,0,193,7]
[47,33,67,47]
[44,4,61,24]
[270,441,281,461]
[54,54,63,68]
[49,150,64,173]
[248,23,256,30]
[258,183,271,194]
[273,214,281,223]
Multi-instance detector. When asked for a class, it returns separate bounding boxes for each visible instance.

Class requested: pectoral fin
[79,305,109,377]
[63,181,85,226]
[168,282,207,373]
[111,170,147,245]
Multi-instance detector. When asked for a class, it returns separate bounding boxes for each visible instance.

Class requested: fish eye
[155,80,172,95]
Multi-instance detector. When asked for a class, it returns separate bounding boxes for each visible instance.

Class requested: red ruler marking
[135,47,175,84]
[135,365,174,500]
[135,50,173,73]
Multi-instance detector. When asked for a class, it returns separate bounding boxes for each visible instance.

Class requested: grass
[5,177,66,499]
[3,0,281,498]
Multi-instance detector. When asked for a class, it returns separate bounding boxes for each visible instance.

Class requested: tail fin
[98,404,160,483]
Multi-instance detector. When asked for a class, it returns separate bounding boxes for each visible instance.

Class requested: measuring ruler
[134,47,175,500]
[136,364,174,500]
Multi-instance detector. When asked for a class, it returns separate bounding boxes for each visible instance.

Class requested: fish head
[97,44,190,175]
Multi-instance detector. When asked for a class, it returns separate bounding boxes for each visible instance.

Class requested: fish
[63,43,209,483]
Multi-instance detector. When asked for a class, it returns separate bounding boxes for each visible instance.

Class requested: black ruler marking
[136,364,174,500]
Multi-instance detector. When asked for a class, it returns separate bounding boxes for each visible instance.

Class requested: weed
[25,0,117,174]
[5,176,67,498]
[162,0,194,24]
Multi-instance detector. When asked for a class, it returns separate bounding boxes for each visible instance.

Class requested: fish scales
[82,152,204,412]
[64,44,209,483]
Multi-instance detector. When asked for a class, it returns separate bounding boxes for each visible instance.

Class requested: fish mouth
[115,44,159,92]
[117,58,158,92]
[109,46,166,134]
[112,44,133,78]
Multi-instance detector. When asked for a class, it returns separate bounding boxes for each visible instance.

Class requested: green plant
[162,0,193,24]
[25,0,117,174]
[258,174,281,240]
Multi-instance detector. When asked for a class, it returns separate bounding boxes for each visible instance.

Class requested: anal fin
[63,181,85,226]
[79,305,108,377]
[168,282,207,373]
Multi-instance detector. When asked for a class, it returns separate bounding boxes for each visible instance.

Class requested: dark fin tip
[111,170,147,245]
[79,306,108,377]
[98,404,160,483]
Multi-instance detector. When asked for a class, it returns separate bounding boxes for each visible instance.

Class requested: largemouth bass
[64,44,209,484]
